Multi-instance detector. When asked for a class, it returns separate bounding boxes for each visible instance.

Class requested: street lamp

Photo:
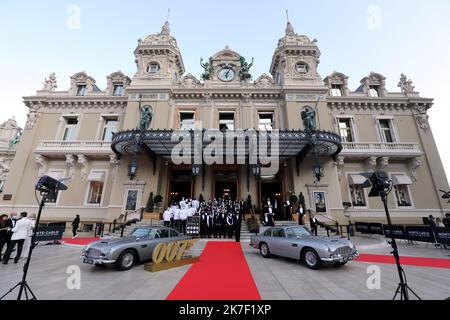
[192,164,201,177]
[313,160,324,182]
[128,158,138,180]
[251,164,261,177]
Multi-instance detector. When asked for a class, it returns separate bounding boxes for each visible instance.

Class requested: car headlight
[82,246,88,254]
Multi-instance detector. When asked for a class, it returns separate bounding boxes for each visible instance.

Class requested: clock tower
[270,22,322,86]
[133,21,185,86]
[202,46,253,86]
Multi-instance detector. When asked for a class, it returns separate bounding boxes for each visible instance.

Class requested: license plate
[83,258,94,265]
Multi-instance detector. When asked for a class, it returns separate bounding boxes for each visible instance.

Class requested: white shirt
[173,208,180,220]
[11,217,33,241]
[163,210,172,222]
[180,209,188,221]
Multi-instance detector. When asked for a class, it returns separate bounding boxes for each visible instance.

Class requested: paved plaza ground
[0,237,449,300]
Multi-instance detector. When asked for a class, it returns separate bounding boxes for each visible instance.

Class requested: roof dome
[139,21,178,47]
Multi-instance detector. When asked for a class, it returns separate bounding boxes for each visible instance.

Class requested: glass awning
[111,129,342,162]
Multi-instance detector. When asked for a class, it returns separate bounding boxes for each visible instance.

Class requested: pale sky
[1,0,450,181]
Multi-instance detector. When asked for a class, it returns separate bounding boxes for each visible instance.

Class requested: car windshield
[131,228,152,237]
[285,227,312,238]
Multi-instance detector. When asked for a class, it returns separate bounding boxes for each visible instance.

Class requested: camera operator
[0,214,12,260]
[443,213,450,228]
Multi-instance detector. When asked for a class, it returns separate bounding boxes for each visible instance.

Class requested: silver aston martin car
[81,226,191,271]
[250,226,359,269]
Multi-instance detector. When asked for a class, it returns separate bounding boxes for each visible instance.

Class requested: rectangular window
[62,117,78,141]
[350,185,366,207]
[219,113,235,131]
[331,84,343,97]
[338,118,354,143]
[378,119,395,143]
[76,85,87,96]
[258,113,274,131]
[102,118,119,141]
[88,181,104,204]
[179,112,195,130]
[394,185,412,207]
[113,85,124,96]
[368,85,380,97]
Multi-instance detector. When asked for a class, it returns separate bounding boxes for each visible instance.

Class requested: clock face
[218,68,235,82]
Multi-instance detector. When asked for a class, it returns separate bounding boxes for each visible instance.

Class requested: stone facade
[0,22,448,226]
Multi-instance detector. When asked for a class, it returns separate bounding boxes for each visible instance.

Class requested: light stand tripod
[0,193,48,300]
[380,191,421,301]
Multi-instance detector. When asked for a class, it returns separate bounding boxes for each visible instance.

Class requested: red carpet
[62,237,100,246]
[167,242,261,300]
[357,254,450,269]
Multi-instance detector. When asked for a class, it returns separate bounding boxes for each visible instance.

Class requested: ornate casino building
[0,21,448,226]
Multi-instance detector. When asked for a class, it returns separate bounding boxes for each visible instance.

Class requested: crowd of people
[0,212,36,265]
[163,198,245,242]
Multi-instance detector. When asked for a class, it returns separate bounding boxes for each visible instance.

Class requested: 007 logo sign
[151,240,197,265]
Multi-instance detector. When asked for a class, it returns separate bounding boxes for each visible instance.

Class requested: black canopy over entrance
[111,129,342,170]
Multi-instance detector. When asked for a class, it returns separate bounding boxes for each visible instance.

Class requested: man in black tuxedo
[443,213,450,227]
[233,209,243,242]
[200,212,207,238]
[206,212,214,238]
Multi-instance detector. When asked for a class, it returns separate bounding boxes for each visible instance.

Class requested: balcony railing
[34,140,113,156]
[341,142,423,158]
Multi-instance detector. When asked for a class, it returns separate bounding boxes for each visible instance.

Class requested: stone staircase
[106,219,343,240]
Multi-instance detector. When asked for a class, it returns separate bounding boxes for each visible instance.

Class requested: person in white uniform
[163,207,172,227]
[21,213,36,259]
[2,212,33,265]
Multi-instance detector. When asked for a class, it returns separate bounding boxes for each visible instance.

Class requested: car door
[138,229,156,262]
[283,228,302,259]
[156,228,172,245]
[269,228,285,256]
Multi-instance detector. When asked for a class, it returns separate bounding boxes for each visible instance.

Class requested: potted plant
[247,214,260,235]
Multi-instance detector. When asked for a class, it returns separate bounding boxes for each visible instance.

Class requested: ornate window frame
[390,172,415,210]
[374,115,399,143]
[95,114,120,141]
[346,172,369,210]
[335,116,358,143]
[83,169,108,207]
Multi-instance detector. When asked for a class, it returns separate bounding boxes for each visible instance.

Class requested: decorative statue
[200,58,213,81]
[139,106,153,131]
[42,73,57,91]
[301,107,317,131]
[398,74,415,94]
[9,131,22,146]
[160,21,170,35]
[239,56,254,80]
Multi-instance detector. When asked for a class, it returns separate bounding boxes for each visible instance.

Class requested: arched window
[296,62,309,74]
[147,62,160,73]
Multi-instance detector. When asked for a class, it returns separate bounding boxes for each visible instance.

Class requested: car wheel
[302,249,321,270]
[116,250,136,271]
[259,243,271,258]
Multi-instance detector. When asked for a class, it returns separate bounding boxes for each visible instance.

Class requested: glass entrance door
[260,182,284,220]
[214,172,239,201]
[168,170,193,205]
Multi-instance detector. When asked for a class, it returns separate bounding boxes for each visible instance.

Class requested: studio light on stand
[360,171,421,301]
[0,175,68,301]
